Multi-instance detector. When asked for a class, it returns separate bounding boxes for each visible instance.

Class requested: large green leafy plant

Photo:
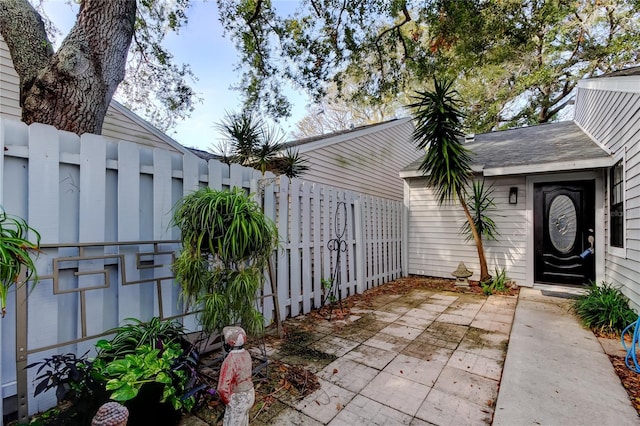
[573,282,637,335]
[172,187,278,334]
[0,208,40,317]
[28,317,205,425]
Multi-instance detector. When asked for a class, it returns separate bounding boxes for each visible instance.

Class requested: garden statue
[91,401,129,426]
[217,326,255,426]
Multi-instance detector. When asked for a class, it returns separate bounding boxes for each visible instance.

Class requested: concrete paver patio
[264,288,517,425]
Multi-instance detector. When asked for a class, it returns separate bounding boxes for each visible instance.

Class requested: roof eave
[401,157,614,179]
[483,157,614,176]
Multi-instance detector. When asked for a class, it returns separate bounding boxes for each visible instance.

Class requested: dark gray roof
[188,147,224,161]
[403,121,611,174]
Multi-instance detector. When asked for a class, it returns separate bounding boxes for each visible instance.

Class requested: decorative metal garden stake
[323,201,348,320]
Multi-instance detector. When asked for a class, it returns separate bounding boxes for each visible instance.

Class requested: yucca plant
[410,77,491,282]
[171,188,278,335]
[0,208,40,317]
[461,179,499,243]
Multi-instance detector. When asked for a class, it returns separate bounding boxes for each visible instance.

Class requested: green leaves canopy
[217,0,639,131]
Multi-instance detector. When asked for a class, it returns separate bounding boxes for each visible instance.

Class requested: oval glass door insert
[548,194,577,253]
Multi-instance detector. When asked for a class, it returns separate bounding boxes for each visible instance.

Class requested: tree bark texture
[0,0,136,135]
[458,189,490,283]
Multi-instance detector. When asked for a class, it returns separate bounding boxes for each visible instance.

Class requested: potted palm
[0,208,40,317]
[171,188,278,335]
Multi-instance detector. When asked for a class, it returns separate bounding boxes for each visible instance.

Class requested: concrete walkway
[494,287,640,426]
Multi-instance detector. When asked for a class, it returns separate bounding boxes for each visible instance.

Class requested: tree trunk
[0,0,136,135]
[457,189,491,282]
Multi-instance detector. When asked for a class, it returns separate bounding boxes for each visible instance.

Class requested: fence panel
[0,118,404,419]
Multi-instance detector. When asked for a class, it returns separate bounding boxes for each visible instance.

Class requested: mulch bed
[610,355,640,414]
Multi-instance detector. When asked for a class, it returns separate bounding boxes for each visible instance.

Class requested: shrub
[573,282,637,335]
[481,267,509,295]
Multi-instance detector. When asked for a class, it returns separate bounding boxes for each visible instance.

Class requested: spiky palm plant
[213,110,309,178]
[461,179,499,243]
[171,188,278,334]
[0,209,40,317]
[409,77,490,282]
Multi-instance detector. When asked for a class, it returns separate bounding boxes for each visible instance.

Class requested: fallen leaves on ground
[610,355,640,414]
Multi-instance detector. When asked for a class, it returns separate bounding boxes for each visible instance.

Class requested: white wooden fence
[0,118,403,418]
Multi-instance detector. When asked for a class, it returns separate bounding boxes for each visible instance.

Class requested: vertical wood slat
[354,200,365,294]
[301,182,312,313]
[262,178,277,324]
[24,124,60,418]
[322,186,332,299]
[208,160,223,190]
[79,134,107,341]
[277,178,290,318]
[312,185,322,308]
[230,163,243,189]
[338,191,347,296]
[344,192,355,296]
[181,153,201,331]
[289,179,302,317]
[117,142,143,322]
[153,149,173,318]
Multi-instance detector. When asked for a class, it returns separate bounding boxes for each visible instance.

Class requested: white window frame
[608,148,626,259]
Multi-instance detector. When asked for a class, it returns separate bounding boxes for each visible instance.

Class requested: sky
[42,1,310,152]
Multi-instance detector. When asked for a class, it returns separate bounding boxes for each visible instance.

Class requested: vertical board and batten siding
[0,117,404,416]
[0,36,184,152]
[574,85,640,308]
[297,119,422,201]
[406,176,527,283]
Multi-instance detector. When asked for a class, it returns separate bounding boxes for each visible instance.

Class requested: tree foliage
[218,0,640,132]
[0,0,197,134]
[292,83,402,139]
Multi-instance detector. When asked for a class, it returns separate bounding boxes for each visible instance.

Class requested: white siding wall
[0,36,181,152]
[406,176,527,283]
[575,85,640,308]
[299,119,422,200]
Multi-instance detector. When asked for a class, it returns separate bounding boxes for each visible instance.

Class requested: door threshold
[533,283,587,299]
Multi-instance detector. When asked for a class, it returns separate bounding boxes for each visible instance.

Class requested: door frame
[525,171,605,287]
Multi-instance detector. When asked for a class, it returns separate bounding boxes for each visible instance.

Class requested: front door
[534,181,595,285]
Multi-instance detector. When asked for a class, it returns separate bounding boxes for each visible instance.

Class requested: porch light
[509,187,518,204]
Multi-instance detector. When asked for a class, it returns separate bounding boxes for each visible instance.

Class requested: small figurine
[217,326,255,426]
[91,401,129,426]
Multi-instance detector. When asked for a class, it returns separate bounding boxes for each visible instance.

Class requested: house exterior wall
[405,175,527,283]
[575,81,640,308]
[0,36,181,152]
[297,119,422,200]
